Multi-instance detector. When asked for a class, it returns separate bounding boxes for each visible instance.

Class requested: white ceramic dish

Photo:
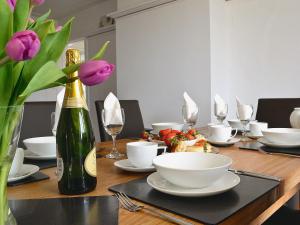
[151,123,184,134]
[262,128,300,145]
[8,164,39,183]
[23,136,56,156]
[258,138,300,148]
[24,149,56,160]
[207,137,240,147]
[153,152,232,188]
[147,171,240,197]
[246,132,263,140]
[227,119,250,132]
[114,159,156,172]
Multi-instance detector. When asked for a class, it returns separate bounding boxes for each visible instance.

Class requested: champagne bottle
[56,49,97,195]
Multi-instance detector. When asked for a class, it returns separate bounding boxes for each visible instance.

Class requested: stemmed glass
[101,108,125,159]
[214,103,228,124]
[182,105,199,130]
[237,104,254,141]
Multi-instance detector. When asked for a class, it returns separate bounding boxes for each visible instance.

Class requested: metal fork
[115,192,194,225]
[258,148,300,158]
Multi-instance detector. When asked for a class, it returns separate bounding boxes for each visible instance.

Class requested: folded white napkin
[183,92,198,121]
[104,92,123,126]
[236,97,253,120]
[52,89,65,135]
[214,94,227,116]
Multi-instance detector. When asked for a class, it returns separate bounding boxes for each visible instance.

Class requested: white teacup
[9,148,24,177]
[249,122,268,136]
[208,125,237,142]
[126,142,167,168]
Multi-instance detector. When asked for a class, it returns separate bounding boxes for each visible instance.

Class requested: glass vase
[0,105,24,225]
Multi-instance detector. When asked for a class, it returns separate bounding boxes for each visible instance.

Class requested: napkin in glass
[183,92,199,121]
[104,92,123,126]
[214,94,227,115]
[52,88,65,135]
[236,97,252,120]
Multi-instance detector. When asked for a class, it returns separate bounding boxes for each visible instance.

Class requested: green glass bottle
[56,49,97,195]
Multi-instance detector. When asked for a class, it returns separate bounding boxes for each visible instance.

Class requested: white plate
[114,159,156,172]
[8,164,40,183]
[207,138,240,147]
[258,138,300,148]
[24,149,56,160]
[147,171,240,197]
[246,133,263,140]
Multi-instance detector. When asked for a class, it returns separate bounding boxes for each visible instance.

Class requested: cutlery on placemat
[115,192,194,225]
[229,168,282,182]
[258,148,300,158]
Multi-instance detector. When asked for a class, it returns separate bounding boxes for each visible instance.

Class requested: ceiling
[33,0,108,19]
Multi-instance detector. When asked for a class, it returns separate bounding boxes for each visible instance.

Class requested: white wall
[116,0,211,127]
[118,0,153,9]
[210,0,300,121]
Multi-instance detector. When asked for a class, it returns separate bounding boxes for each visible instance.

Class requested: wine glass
[237,104,254,141]
[101,108,125,159]
[182,105,199,130]
[214,103,228,124]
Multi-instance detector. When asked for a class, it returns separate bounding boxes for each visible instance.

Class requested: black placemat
[109,175,279,225]
[239,142,300,156]
[9,196,119,225]
[23,158,57,169]
[8,172,49,187]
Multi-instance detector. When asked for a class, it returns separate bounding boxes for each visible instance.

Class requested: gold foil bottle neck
[63,49,88,110]
[66,49,81,66]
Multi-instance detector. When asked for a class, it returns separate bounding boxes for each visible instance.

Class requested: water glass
[237,104,254,141]
[101,108,125,159]
[182,105,198,130]
[214,103,228,124]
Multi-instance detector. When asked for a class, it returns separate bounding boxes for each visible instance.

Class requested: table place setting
[7,148,49,186]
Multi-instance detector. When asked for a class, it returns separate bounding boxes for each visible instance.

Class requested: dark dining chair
[19,101,56,148]
[255,98,300,128]
[95,100,145,141]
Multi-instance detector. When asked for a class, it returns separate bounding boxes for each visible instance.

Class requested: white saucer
[147,171,240,197]
[207,138,240,147]
[246,132,263,140]
[258,138,300,148]
[24,149,56,160]
[8,164,40,183]
[114,159,156,172]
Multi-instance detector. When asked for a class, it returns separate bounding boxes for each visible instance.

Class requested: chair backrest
[19,101,56,147]
[256,98,300,128]
[95,100,145,141]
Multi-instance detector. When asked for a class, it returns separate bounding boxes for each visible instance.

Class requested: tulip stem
[0,56,10,67]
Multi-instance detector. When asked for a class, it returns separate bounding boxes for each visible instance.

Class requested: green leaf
[91,41,110,60]
[19,61,66,99]
[0,0,12,50]
[12,62,24,89]
[33,20,54,42]
[35,10,51,26]
[14,0,30,32]
[22,18,73,86]
[0,63,13,107]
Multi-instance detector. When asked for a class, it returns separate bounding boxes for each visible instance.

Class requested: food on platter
[141,128,212,152]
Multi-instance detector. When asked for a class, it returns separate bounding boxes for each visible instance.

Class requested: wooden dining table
[8,138,300,225]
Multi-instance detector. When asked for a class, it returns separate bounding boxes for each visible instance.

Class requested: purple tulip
[7,0,16,11]
[79,60,115,86]
[31,0,44,5]
[5,30,41,61]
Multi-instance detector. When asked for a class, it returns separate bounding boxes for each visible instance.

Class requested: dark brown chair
[19,101,56,148]
[256,98,300,128]
[95,100,145,141]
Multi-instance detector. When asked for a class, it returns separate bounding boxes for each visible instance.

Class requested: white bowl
[262,128,300,145]
[227,119,243,130]
[152,122,184,134]
[153,152,232,188]
[23,136,56,156]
